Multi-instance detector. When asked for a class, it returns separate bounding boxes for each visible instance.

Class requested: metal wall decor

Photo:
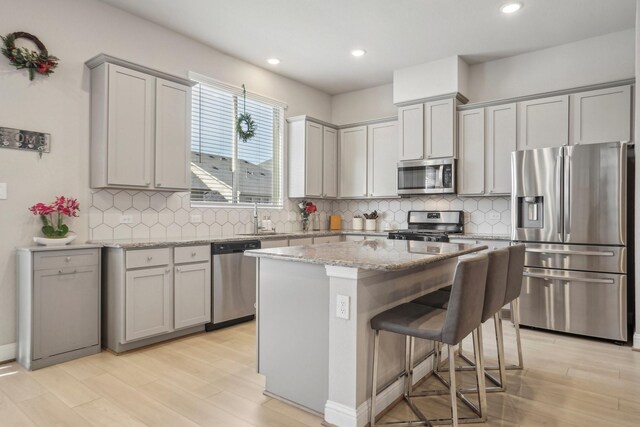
[0,127,50,157]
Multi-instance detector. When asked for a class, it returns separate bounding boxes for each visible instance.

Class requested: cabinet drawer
[174,245,210,264]
[34,249,100,271]
[126,248,171,269]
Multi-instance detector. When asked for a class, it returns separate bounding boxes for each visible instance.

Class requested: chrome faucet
[253,202,259,234]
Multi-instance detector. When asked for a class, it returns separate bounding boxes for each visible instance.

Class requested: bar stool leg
[370,330,380,427]
[471,329,487,421]
[493,312,507,392]
[512,298,524,370]
[448,345,459,427]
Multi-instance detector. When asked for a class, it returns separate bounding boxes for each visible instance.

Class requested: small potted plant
[298,200,317,232]
[363,210,379,231]
[29,196,80,245]
[352,214,364,231]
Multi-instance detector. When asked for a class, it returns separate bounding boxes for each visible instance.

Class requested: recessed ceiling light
[267,58,280,65]
[500,2,523,14]
[350,49,366,57]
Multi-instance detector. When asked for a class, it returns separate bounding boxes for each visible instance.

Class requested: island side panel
[257,258,330,414]
[325,257,458,427]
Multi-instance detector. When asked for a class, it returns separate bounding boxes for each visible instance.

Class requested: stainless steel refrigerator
[511,141,629,341]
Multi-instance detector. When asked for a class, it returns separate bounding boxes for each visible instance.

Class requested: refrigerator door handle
[523,272,614,285]
[525,248,615,257]
[556,153,563,241]
[564,150,571,239]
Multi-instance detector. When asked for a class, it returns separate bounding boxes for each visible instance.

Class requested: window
[190,77,284,207]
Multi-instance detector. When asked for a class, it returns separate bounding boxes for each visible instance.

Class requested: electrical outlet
[336,294,350,320]
[487,212,501,220]
[119,215,133,224]
[190,214,202,223]
[0,183,6,200]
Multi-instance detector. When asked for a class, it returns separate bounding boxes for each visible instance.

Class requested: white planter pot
[365,219,377,231]
[352,218,364,231]
[33,234,77,246]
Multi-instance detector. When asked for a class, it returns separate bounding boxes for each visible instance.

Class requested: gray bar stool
[416,248,510,393]
[503,244,526,370]
[369,255,489,427]
[457,244,525,377]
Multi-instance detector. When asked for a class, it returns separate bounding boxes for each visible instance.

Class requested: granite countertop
[88,229,389,249]
[451,233,511,241]
[245,240,487,271]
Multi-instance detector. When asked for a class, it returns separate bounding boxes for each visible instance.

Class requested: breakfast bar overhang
[246,239,487,427]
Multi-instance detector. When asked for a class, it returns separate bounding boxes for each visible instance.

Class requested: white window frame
[189,72,287,209]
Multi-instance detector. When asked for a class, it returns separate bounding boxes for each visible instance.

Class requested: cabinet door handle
[58,269,77,275]
[165,268,171,274]
[146,181,151,186]
[176,267,181,272]
[65,256,71,262]
[157,183,162,187]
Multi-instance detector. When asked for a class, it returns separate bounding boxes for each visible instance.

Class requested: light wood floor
[1,320,639,426]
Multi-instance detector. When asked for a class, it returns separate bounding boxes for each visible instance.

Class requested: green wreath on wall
[236,84,256,142]
[1,32,59,81]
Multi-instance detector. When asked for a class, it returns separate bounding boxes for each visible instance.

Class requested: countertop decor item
[330,214,342,230]
[298,200,317,232]
[352,215,364,231]
[236,84,256,142]
[29,196,79,245]
[364,210,378,231]
[1,32,59,80]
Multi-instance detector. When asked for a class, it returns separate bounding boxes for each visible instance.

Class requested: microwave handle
[436,165,443,188]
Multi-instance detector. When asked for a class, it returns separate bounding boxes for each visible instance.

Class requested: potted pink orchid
[29,196,80,245]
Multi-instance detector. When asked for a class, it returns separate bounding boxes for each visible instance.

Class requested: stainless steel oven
[397,158,455,195]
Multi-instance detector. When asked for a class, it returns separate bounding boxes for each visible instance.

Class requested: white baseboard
[633,332,640,351]
[324,355,434,427]
[0,343,16,363]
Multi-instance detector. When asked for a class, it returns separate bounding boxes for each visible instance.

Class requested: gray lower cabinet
[103,244,211,353]
[17,246,102,370]
[174,261,211,329]
[125,266,173,342]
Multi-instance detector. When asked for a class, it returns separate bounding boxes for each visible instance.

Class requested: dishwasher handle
[212,240,261,255]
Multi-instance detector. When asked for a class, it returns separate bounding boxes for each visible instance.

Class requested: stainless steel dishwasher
[205,240,261,331]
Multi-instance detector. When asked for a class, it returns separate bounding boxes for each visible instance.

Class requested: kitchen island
[245,239,486,427]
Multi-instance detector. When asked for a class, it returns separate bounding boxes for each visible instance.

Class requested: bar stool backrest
[504,244,526,304]
[481,247,510,323]
[441,254,489,346]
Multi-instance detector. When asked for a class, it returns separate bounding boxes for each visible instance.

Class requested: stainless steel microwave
[397,158,456,195]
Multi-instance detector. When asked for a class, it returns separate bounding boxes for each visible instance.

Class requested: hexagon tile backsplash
[89,190,511,241]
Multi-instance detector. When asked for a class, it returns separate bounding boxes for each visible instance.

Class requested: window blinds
[190,82,283,207]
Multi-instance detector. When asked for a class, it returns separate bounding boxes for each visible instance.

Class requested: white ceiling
[97,0,636,95]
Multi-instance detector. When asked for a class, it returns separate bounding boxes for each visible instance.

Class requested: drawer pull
[191,252,196,257]
[165,268,171,274]
[58,269,77,275]
[147,256,153,261]
[65,257,71,262]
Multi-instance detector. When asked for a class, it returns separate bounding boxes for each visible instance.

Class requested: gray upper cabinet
[398,104,424,160]
[155,78,192,190]
[367,121,398,197]
[570,85,631,145]
[17,247,101,370]
[88,55,194,191]
[339,126,368,198]
[517,95,569,150]
[287,117,338,198]
[457,108,485,195]
[125,266,173,342]
[486,103,517,195]
[425,98,456,158]
[457,103,516,196]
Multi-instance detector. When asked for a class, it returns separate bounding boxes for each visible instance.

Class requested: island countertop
[245,239,487,271]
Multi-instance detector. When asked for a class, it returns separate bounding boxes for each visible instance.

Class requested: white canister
[365,219,377,231]
[352,217,364,231]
